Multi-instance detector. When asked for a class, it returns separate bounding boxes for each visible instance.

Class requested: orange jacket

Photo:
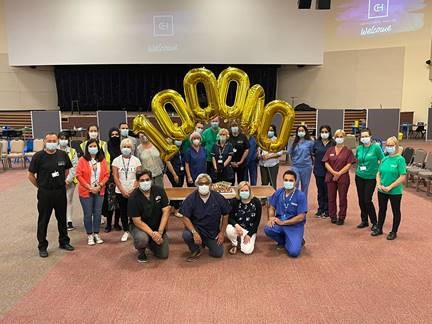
[76,157,110,198]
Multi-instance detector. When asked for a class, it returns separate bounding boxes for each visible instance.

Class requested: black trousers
[260,164,279,190]
[37,188,70,251]
[355,176,378,225]
[116,194,129,232]
[232,165,246,185]
[167,171,185,209]
[377,192,402,233]
[315,175,328,214]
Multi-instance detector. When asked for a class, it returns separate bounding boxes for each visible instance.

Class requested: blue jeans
[264,223,304,257]
[292,166,313,202]
[79,194,104,234]
[182,229,224,258]
[245,161,258,186]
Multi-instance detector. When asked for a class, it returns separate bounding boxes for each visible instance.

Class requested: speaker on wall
[316,0,331,9]
[298,0,312,9]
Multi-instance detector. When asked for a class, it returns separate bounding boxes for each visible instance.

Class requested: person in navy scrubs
[264,170,307,257]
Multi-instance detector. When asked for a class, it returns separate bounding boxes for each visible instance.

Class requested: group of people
[27,118,406,261]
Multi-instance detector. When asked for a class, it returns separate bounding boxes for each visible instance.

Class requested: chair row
[0,139,44,170]
[405,148,432,196]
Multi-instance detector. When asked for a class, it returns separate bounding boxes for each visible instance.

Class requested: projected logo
[153,15,174,37]
[368,0,389,19]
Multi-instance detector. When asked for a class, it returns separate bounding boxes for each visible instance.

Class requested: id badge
[51,171,59,178]
[180,166,184,171]
[218,159,223,164]
[233,148,237,153]
[360,166,367,171]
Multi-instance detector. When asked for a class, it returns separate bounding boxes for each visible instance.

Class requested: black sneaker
[387,232,397,240]
[336,219,345,225]
[371,224,378,232]
[59,243,75,251]
[186,249,202,262]
[314,211,322,218]
[39,250,48,258]
[331,218,338,224]
[371,229,383,237]
[104,225,112,233]
[137,250,148,263]
[67,222,75,231]
[357,222,369,229]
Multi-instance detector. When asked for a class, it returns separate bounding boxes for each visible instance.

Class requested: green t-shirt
[378,155,407,195]
[182,138,192,154]
[355,143,384,179]
[201,127,219,161]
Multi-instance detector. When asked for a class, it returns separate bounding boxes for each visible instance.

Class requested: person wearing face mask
[258,124,284,190]
[104,128,122,232]
[128,169,171,263]
[136,132,165,188]
[184,132,207,187]
[166,138,186,211]
[225,181,261,255]
[28,132,74,258]
[201,116,221,173]
[228,120,250,185]
[76,139,110,246]
[355,128,384,230]
[57,132,78,231]
[179,173,231,262]
[118,122,138,155]
[112,138,142,242]
[182,122,204,154]
[288,125,314,202]
[264,170,307,257]
[79,124,110,164]
[372,137,407,240]
[211,128,234,184]
[245,135,258,185]
[323,129,356,225]
[312,125,335,218]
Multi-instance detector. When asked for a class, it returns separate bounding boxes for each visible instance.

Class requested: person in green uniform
[182,122,204,154]
[201,117,220,173]
[372,136,407,240]
[355,128,384,230]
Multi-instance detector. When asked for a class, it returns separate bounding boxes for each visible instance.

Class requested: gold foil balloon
[240,84,265,135]
[132,114,177,161]
[151,89,195,140]
[257,100,295,152]
[183,68,219,121]
[218,67,250,120]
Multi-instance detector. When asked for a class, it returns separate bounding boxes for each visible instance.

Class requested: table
[165,186,276,201]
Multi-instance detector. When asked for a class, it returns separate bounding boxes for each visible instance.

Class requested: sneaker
[121,232,129,242]
[315,211,322,218]
[357,222,369,229]
[67,222,75,231]
[94,234,104,244]
[88,235,95,246]
[39,250,48,258]
[186,249,202,262]
[371,229,383,237]
[137,250,148,263]
[387,232,397,240]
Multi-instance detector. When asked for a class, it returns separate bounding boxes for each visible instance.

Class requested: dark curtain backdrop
[54,64,279,112]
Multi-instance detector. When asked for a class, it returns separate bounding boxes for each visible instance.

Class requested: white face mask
[268,131,275,138]
[196,128,203,134]
[174,140,182,147]
[198,185,210,196]
[45,142,58,151]
[231,126,239,134]
[89,131,98,139]
[321,133,329,140]
[120,129,129,137]
[284,181,295,190]
[219,135,227,142]
[297,131,306,138]
[139,180,152,192]
[121,147,132,156]
[335,137,344,145]
[192,139,200,146]
[59,139,69,147]
[360,137,371,145]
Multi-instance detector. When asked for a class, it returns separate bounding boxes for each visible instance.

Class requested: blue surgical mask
[231,126,239,134]
[386,146,396,155]
[59,139,69,147]
[298,131,306,138]
[211,122,219,129]
[45,142,57,151]
[239,191,250,200]
[268,131,275,138]
[335,137,344,145]
[121,147,131,156]
[139,180,152,192]
[88,147,99,155]
[120,129,129,137]
[284,181,295,190]
[174,140,182,147]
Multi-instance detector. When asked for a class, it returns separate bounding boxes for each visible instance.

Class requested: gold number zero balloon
[218,67,250,120]
[151,89,195,140]
[257,100,295,152]
[183,68,219,122]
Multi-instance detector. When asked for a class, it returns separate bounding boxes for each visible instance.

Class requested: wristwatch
[191,229,197,234]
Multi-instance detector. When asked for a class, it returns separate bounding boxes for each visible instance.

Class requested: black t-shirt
[228,133,250,163]
[127,185,170,231]
[229,197,262,236]
[28,150,72,190]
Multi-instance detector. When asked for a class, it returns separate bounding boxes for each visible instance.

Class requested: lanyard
[283,188,296,212]
[122,157,131,180]
[361,145,371,165]
[218,145,225,159]
[91,161,98,186]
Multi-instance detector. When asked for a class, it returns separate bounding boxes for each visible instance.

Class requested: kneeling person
[264,170,307,257]
[179,173,231,261]
[128,169,170,263]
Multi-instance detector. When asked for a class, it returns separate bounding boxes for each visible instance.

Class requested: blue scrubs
[264,188,307,257]
[184,147,207,183]
[289,140,314,201]
[245,136,258,185]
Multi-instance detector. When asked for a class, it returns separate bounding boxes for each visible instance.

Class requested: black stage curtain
[54,64,279,112]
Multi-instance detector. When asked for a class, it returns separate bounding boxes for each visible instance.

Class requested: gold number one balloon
[133,67,295,161]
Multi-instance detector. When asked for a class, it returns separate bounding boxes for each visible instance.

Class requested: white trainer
[94,234,104,244]
[121,232,129,242]
[87,235,95,246]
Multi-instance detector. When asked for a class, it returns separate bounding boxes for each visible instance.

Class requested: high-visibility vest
[80,140,110,164]
[67,147,78,184]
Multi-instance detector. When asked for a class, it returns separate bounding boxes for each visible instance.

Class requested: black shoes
[59,243,75,251]
[387,232,397,240]
[336,219,345,226]
[39,250,48,258]
[331,218,338,224]
[357,222,369,229]
[137,250,148,263]
[67,222,75,231]
[371,224,378,232]
[186,249,202,262]
[301,239,305,246]
[113,224,122,231]
[371,229,383,236]
[104,225,112,233]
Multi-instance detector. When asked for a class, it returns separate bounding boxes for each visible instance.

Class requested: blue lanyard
[283,189,296,212]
